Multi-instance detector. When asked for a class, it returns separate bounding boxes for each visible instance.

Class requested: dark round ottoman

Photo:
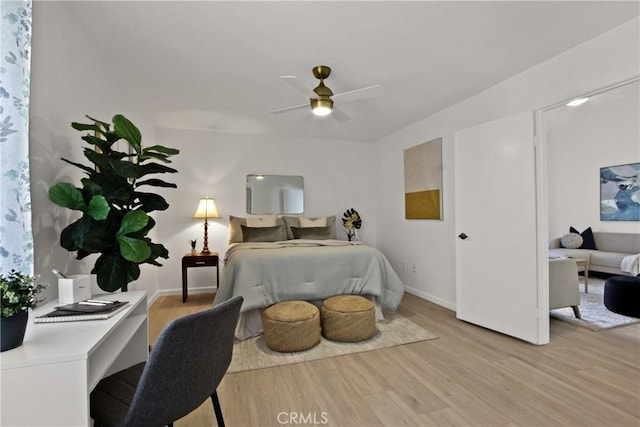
[603,275,640,318]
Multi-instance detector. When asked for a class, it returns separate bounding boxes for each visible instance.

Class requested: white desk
[0,291,148,426]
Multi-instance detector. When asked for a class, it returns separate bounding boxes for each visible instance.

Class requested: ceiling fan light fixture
[311,96,333,116]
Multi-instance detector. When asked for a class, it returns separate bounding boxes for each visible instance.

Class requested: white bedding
[212,240,405,339]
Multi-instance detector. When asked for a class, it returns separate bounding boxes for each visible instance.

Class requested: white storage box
[58,275,91,304]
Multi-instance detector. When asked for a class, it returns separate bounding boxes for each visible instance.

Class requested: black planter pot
[1,310,28,352]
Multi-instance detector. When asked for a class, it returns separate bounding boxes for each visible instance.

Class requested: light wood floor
[150,293,640,427]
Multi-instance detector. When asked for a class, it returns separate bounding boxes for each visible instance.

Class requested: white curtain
[0,0,32,275]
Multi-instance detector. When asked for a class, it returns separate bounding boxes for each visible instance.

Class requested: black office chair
[90,296,243,427]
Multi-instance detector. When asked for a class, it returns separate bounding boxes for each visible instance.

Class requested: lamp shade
[192,197,221,219]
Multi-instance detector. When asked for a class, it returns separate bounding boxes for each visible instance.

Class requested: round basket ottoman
[263,301,321,352]
[321,295,376,342]
[604,275,640,318]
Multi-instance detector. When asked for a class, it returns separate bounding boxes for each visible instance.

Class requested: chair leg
[572,305,582,319]
[211,390,225,427]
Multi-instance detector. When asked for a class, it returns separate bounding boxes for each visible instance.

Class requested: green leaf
[135,178,177,188]
[80,179,103,198]
[142,145,180,156]
[104,131,120,144]
[86,195,110,220]
[111,159,141,178]
[85,115,111,133]
[71,122,100,133]
[59,217,91,251]
[137,162,178,177]
[94,253,132,292]
[117,210,149,236]
[135,192,170,212]
[77,221,114,253]
[49,183,87,211]
[139,145,180,163]
[118,236,152,263]
[146,241,169,263]
[81,134,111,153]
[113,115,141,154]
[60,158,95,175]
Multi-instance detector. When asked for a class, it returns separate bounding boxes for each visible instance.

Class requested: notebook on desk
[35,300,129,323]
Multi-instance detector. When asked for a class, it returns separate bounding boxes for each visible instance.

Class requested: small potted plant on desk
[1,270,47,352]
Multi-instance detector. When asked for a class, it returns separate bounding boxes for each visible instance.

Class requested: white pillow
[299,216,327,227]
[246,214,277,227]
[561,232,583,249]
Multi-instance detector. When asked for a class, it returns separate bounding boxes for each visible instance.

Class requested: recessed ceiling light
[566,97,589,107]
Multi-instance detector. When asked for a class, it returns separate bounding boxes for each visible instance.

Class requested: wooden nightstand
[181,252,219,303]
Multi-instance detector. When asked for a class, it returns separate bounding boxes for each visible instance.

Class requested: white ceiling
[60,1,639,142]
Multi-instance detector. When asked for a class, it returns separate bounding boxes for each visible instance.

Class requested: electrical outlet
[411,263,417,273]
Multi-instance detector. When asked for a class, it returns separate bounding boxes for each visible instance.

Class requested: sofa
[549,258,581,318]
[549,231,640,276]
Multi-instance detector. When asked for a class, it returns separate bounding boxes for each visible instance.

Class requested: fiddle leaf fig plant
[49,114,179,292]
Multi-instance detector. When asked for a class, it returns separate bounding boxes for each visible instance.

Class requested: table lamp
[192,197,221,254]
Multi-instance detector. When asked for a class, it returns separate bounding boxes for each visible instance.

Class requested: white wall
[547,80,640,238]
[29,1,162,302]
[374,18,640,310]
[153,128,377,294]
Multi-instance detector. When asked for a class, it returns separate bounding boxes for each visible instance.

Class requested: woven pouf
[321,295,376,342]
[263,301,321,352]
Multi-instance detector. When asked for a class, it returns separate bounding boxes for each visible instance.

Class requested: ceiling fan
[269,65,383,122]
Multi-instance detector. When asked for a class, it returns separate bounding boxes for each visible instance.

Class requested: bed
[212,238,405,339]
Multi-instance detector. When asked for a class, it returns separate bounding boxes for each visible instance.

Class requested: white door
[454,111,547,344]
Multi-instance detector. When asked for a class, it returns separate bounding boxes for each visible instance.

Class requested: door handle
[458,233,468,240]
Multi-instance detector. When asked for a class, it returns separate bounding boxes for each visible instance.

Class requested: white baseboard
[404,286,456,311]
[147,290,160,307]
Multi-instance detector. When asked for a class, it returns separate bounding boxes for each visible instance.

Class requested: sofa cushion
[570,226,597,250]
[590,251,632,270]
[594,232,640,254]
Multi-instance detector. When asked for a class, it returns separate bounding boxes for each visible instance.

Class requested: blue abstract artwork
[600,162,640,221]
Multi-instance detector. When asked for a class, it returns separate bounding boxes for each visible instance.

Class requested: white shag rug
[228,313,437,373]
[550,279,640,331]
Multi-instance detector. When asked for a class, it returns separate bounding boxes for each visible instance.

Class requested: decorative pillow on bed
[229,215,285,243]
[290,226,333,240]
[240,224,287,242]
[283,215,337,240]
[246,214,278,227]
[299,216,327,227]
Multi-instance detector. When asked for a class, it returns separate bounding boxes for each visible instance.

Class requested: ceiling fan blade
[331,106,350,123]
[269,102,309,115]
[280,76,316,97]
[332,84,383,103]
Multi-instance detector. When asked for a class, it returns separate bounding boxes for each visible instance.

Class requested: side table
[181,252,219,302]
[572,258,589,293]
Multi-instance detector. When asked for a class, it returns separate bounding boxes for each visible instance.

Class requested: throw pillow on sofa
[569,226,597,250]
[561,233,583,249]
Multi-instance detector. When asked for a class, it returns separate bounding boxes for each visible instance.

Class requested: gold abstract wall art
[404,138,443,220]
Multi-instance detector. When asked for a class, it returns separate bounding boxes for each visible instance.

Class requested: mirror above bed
[246,174,304,214]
